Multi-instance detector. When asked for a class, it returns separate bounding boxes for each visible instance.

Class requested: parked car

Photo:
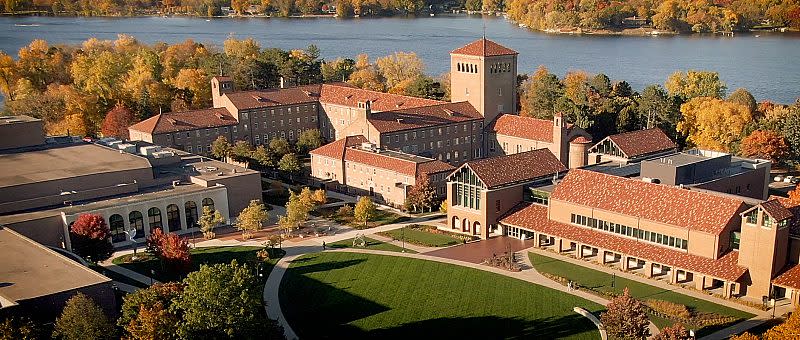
[774,176,784,182]
[792,177,800,184]
[784,176,795,183]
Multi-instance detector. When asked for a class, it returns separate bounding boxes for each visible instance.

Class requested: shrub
[645,299,692,319]
[336,204,353,218]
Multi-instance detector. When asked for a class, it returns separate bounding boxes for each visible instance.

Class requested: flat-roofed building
[0,115,46,150]
[0,227,115,320]
[310,135,455,208]
[0,124,260,251]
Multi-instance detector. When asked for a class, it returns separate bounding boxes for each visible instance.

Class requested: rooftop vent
[166,118,177,124]
[396,118,404,124]
[396,102,404,108]
[443,109,455,116]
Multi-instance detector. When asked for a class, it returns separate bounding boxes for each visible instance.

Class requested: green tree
[520,66,564,119]
[211,136,231,160]
[269,137,292,158]
[53,293,115,340]
[600,288,650,340]
[665,70,727,100]
[638,84,677,130]
[251,144,275,169]
[589,73,611,97]
[278,153,301,180]
[230,140,253,163]
[404,75,445,100]
[198,206,225,239]
[296,129,323,153]
[727,88,757,115]
[173,260,284,339]
[236,200,269,239]
[0,316,41,340]
[321,57,355,82]
[354,196,377,227]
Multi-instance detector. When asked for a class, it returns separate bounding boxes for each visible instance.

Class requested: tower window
[498,88,502,96]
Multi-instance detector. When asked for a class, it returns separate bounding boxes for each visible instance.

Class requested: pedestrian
[322,241,326,250]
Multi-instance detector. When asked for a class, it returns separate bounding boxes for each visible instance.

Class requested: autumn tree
[237,200,269,239]
[173,260,284,339]
[70,214,114,262]
[406,176,436,212]
[654,323,690,340]
[354,196,377,227]
[321,57,356,82]
[520,66,564,119]
[251,145,275,169]
[211,136,231,160]
[101,104,135,139]
[118,282,184,340]
[762,304,800,339]
[348,54,385,92]
[740,130,789,163]
[439,200,448,214]
[296,129,324,153]
[600,288,650,340]
[230,140,253,163]
[146,228,191,272]
[269,137,292,158]
[677,97,752,151]
[53,293,115,340]
[199,206,225,239]
[0,316,42,340]
[171,68,211,109]
[665,70,727,100]
[375,52,425,92]
[280,191,309,235]
[728,88,758,115]
[312,188,327,205]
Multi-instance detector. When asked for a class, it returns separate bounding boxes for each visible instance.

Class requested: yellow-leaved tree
[236,200,269,240]
[677,97,752,151]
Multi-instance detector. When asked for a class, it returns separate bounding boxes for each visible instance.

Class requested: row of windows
[251,116,317,130]
[744,210,788,228]
[570,213,689,250]
[490,62,512,74]
[457,62,479,73]
[168,126,236,142]
[243,104,317,120]
[383,122,482,144]
[455,183,481,210]
[107,199,214,243]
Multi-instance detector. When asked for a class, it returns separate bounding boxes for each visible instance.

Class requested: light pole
[401,226,405,253]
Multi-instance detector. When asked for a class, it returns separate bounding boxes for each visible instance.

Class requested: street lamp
[401,226,406,253]
[611,273,616,288]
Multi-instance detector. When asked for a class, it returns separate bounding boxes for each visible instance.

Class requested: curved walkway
[263,246,662,340]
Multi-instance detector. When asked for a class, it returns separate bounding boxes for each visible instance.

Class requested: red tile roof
[487,115,556,142]
[128,108,238,134]
[551,169,747,235]
[368,101,483,133]
[769,195,800,236]
[773,263,800,289]
[309,135,368,159]
[500,203,748,282]
[223,84,322,110]
[571,136,593,144]
[464,149,567,188]
[758,199,794,221]
[604,128,677,158]
[450,38,518,57]
[310,135,455,178]
[319,83,444,112]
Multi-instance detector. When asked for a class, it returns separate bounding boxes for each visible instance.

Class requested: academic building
[442,125,800,304]
[129,38,594,169]
[0,116,260,252]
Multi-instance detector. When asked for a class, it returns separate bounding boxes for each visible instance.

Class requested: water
[1,15,799,103]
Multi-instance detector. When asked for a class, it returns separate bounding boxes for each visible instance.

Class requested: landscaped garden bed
[280,252,603,339]
[528,252,754,336]
[328,236,416,253]
[312,204,409,229]
[113,246,284,282]
[376,224,469,247]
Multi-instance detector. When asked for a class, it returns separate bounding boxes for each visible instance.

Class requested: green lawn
[313,204,410,229]
[89,264,149,288]
[377,226,461,247]
[328,237,417,254]
[529,252,755,336]
[280,252,603,339]
[112,246,284,282]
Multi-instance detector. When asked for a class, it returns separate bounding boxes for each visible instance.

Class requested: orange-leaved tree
[101,104,135,140]
[740,130,789,163]
[70,213,114,262]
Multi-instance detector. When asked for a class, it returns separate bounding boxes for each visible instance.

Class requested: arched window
[148,207,163,232]
[185,201,198,228]
[167,204,181,232]
[129,211,144,239]
[109,214,126,243]
[202,198,215,212]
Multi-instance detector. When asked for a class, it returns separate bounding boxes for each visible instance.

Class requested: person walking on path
[322,241,326,250]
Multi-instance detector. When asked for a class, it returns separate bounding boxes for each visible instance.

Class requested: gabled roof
[368,101,483,133]
[128,108,238,134]
[771,195,800,235]
[487,115,556,142]
[459,149,567,189]
[499,203,748,282]
[319,83,443,112]
[310,135,455,178]
[550,169,746,234]
[309,135,367,159]
[774,263,800,289]
[600,128,677,159]
[223,84,322,110]
[451,38,518,57]
[743,199,794,222]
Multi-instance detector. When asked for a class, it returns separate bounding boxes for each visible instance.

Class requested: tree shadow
[287,258,367,275]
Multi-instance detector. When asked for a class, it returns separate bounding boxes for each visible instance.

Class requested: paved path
[368,232,438,253]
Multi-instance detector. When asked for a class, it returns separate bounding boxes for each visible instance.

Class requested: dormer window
[763,213,773,228]
[745,210,758,225]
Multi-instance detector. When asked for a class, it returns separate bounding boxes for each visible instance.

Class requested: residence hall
[130,38,593,168]
[310,135,455,208]
[0,116,260,252]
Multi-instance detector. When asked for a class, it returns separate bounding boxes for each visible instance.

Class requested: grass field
[328,237,417,253]
[113,246,284,282]
[313,204,410,229]
[280,252,603,339]
[377,226,461,247]
[529,252,755,336]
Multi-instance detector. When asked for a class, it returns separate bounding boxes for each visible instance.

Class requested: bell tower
[450,38,518,125]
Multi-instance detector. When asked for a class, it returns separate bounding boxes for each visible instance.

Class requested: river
[1,14,799,103]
